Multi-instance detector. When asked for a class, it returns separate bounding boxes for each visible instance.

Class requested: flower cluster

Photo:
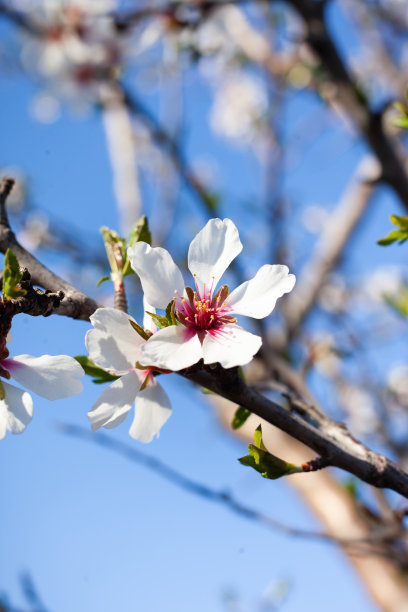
[2,218,294,444]
[84,218,295,442]
[128,218,296,371]
[21,0,124,112]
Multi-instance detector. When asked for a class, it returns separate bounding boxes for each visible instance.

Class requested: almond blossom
[0,346,84,440]
[128,218,296,371]
[86,307,171,443]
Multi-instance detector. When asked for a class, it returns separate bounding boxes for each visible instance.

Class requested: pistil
[174,281,236,333]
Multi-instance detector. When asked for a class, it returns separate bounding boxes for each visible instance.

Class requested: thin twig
[61,422,404,555]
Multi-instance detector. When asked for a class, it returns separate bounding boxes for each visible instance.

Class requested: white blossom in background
[301,205,330,234]
[340,384,378,437]
[317,274,348,313]
[363,265,404,304]
[210,71,268,147]
[355,265,406,321]
[388,363,408,407]
[0,348,84,439]
[308,333,342,378]
[20,0,124,111]
[86,308,171,443]
[128,218,295,371]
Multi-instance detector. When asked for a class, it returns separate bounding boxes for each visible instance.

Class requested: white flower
[86,308,171,443]
[210,72,268,144]
[0,350,84,440]
[128,218,296,371]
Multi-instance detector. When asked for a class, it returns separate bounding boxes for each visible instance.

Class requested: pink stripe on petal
[0,358,23,372]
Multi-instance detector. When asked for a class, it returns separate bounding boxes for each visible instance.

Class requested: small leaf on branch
[232,406,251,429]
[101,227,126,273]
[128,215,151,248]
[383,284,408,318]
[201,190,220,212]
[123,215,152,277]
[378,215,408,245]
[238,425,299,480]
[128,318,151,341]
[392,116,408,129]
[392,97,408,129]
[145,301,176,329]
[96,275,111,287]
[145,311,170,329]
[74,356,119,384]
[165,299,177,326]
[2,249,26,299]
[390,214,408,229]
[202,388,216,395]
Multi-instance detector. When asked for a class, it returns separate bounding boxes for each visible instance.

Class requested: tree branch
[182,364,408,498]
[285,0,408,211]
[0,178,100,320]
[2,179,408,500]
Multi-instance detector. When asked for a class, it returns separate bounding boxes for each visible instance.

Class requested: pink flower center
[175,277,236,333]
[0,356,12,380]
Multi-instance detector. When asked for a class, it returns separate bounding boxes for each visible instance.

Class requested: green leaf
[377,214,408,245]
[96,275,111,287]
[165,299,177,325]
[74,356,119,384]
[377,229,408,246]
[2,249,26,299]
[145,311,169,329]
[383,284,408,318]
[394,102,407,114]
[252,424,265,449]
[390,215,408,230]
[128,215,151,248]
[0,381,5,401]
[232,406,251,429]
[343,477,359,499]
[128,318,150,341]
[145,300,176,329]
[238,425,299,480]
[201,191,220,212]
[100,227,126,274]
[123,215,152,277]
[392,116,408,129]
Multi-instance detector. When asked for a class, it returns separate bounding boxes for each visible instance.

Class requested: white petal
[129,378,172,443]
[228,265,296,319]
[139,326,203,371]
[87,371,140,431]
[0,381,33,438]
[202,324,262,368]
[143,297,157,333]
[6,355,84,401]
[87,308,143,372]
[127,242,184,309]
[188,218,242,294]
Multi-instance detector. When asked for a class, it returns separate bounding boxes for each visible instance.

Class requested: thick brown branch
[286,0,408,211]
[182,365,408,498]
[0,178,100,320]
[0,268,64,347]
